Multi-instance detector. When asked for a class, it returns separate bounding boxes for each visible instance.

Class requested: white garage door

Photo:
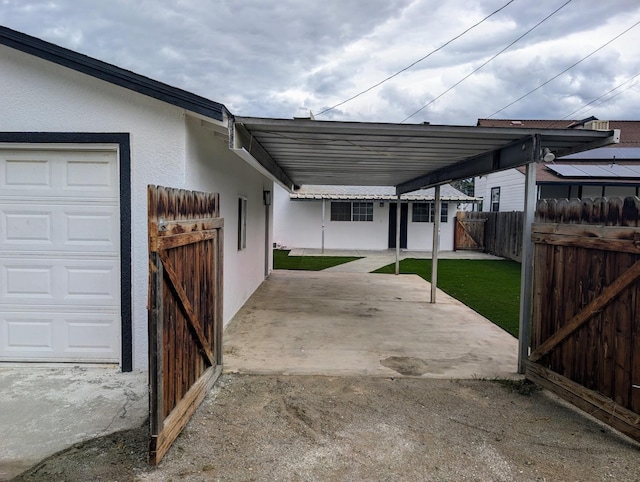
[0,147,120,362]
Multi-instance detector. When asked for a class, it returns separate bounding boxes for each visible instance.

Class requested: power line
[486,18,640,119]
[314,0,517,118]
[401,0,572,123]
[545,72,640,128]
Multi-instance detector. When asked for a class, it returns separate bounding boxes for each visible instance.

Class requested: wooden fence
[455,211,523,261]
[526,196,640,443]
[147,185,224,464]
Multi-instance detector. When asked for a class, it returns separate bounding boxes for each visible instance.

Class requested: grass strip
[374,259,521,337]
[273,250,361,271]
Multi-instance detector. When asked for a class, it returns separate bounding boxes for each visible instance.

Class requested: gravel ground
[14,374,640,481]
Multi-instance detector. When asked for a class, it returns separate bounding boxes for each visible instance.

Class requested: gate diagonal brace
[158,250,215,366]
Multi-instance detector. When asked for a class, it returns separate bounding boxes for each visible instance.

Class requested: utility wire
[545,72,640,128]
[314,0,517,117]
[401,0,572,123]
[486,18,640,119]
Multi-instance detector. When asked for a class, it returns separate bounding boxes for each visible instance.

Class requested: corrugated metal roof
[290,184,479,201]
[233,117,619,194]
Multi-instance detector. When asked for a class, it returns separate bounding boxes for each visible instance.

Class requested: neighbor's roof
[0,25,228,122]
[477,119,640,147]
[290,184,479,201]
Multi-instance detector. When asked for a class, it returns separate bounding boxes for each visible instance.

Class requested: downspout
[430,185,441,303]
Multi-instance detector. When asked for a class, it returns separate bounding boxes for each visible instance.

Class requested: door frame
[388,202,408,249]
[0,132,133,371]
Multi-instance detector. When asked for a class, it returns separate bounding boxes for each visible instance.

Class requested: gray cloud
[1,0,639,123]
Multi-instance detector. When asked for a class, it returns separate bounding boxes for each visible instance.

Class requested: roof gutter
[229,118,296,191]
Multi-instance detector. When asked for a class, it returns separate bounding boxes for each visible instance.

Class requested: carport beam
[431,185,441,303]
[395,198,400,275]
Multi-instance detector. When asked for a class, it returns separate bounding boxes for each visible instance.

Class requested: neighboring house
[474,118,640,212]
[274,184,478,251]
[0,27,274,370]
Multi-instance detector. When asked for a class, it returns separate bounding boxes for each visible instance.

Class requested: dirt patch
[14,374,640,481]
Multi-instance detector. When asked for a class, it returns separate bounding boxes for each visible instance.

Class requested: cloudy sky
[1,0,640,125]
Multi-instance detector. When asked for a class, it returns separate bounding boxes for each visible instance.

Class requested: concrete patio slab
[0,365,148,480]
[223,270,518,379]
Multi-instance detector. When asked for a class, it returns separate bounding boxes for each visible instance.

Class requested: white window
[330,201,373,221]
[238,197,247,250]
[490,187,500,212]
[412,202,448,223]
[352,202,373,221]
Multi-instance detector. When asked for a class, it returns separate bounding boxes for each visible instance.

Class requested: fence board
[148,185,224,465]
[455,211,523,261]
[527,197,640,443]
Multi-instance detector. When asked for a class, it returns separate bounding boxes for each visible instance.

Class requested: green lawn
[273,250,361,271]
[374,259,521,337]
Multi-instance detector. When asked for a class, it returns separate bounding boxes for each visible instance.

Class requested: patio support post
[518,151,538,373]
[321,198,325,254]
[395,197,400,275]
[431,185,441,303]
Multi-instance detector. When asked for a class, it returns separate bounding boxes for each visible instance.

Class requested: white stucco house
[0,27,274,371]
[474,119,640,212]
[274,184,477,251]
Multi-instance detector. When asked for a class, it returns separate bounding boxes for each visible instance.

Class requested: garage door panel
[2,158,51,190]
[3,317,54,352]
[0,204,119,252]
[0,147,120,363]
[1,258,119,306]
[1,312,119,361]
[1,150,117,198]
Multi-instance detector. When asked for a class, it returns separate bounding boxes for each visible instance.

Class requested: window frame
[330,201,352,221]
[238,196,247,250]
[352,201,373,222]
[490,187,500,212]
[411,202,448,223]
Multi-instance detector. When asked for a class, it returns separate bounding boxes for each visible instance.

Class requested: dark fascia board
[396,135,540,195]
[0,25,228,122]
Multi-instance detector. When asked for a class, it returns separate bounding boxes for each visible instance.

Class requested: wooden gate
[526,197,640,443]
[147,185,224,464]
[454,212,485,250]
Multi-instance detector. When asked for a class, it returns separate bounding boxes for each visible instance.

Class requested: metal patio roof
[231,117,619,195]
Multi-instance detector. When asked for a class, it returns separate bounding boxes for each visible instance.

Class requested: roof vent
[584,120,609,131]
[510,120,523,125]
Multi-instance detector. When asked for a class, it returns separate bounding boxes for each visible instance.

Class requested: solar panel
[546,163,640,178]
[546,165,586,177]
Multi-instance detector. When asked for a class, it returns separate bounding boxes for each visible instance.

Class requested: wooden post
[395,197,401,275]
[431,185,441,303]
[518,157,537,373]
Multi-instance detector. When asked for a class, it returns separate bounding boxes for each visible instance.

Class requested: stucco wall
[274,186,456,251]
[185,117,272,326]
[0,45,270,370]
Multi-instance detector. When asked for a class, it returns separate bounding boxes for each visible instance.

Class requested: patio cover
[231,117,620,194]
[231,116,620,374]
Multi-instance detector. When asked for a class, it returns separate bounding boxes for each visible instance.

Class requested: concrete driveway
[0,365,147,480]
[223,270,518,379]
